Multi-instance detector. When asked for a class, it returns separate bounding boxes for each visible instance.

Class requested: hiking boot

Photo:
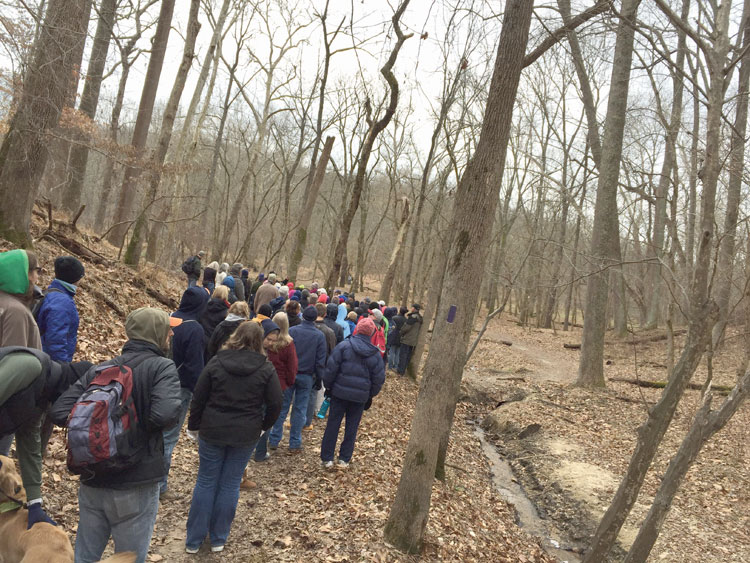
[303,424,314,431]
[240,479,257,489]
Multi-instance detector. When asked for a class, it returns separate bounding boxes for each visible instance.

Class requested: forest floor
[463,315,750,562]
[3,210,748,561]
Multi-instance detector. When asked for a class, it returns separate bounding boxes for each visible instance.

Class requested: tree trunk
[0,0,92,244]
[108,0,176,248]
[325,1,412,291]
[583,0,731,556]
[384,0,533,551]
[125,0,201,266]
[624,370,749,562]
[63,0,117,215]
[712,0,750,348]
[576,0,641,387]
[380,198,411,302]
[644,0,689,329]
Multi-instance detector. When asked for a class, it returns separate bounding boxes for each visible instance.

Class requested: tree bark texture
[63,0,118,214]
[125,0,201,266]
[108,0,176,247]
[0,0,92,243]
[576,0,641,387]
[384,0,533,551]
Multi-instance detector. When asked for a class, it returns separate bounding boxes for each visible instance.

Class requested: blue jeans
[398,344,414,375]
[0,434,13,455]
[185,438,255,550]
[269,375,312,449]
[75,482,160,563]
[387,345,400,370]
[160,387,192,494]
[320,397,365,463]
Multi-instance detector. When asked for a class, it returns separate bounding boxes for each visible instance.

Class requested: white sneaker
[337,460,349,469]
[185,546,199,554]
[322,460,334,469]
[211,545,225,552]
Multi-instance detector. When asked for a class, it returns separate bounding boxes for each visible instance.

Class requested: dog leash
[0,498,24,513]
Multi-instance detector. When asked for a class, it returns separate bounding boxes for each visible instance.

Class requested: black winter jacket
[324,304,344,344]
[50,340,181,488]
[200,298,229,341]
[0,347,92,436]
[187,349,282,447]
[205,317,244,361]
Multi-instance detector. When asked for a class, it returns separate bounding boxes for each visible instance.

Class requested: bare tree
[0,0,92,243]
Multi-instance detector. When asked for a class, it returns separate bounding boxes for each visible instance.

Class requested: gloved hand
[186,429,199,442]
[312,378,322,391]
[27,503,57,529]
[364,397,373,411]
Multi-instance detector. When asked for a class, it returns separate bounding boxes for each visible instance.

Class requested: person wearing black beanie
[36,256,85,364]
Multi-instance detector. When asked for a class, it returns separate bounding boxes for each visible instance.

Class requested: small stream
[473,424,581,562]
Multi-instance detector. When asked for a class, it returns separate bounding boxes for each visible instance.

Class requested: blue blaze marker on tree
[447,305,457,323]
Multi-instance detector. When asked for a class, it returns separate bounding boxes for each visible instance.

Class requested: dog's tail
[98,553,137,563]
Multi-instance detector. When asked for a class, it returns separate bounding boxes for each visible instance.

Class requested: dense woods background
[0,0,748,560]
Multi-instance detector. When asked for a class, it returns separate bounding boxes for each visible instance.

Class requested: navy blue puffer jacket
[323,333,385,403]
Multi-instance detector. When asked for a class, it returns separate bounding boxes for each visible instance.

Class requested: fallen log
[563,328,688,349]
[131,278,179,309]
[609,377,732,395]
[40,232,107,264]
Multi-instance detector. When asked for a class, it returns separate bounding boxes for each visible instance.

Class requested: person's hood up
[384,307,397,319]
[350,333,379,357]
[336,304,348,323]
[174,287,210,320]
[0,249,29,295]
[215,348,268,376]
[125,307,173,349]
[326,303,339,319]
[222,276,236,289]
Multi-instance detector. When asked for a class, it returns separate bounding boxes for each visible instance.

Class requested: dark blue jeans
[397,344,414,375]
[185,438,255,550]
[269,374,312,449]
[320,397,365,463]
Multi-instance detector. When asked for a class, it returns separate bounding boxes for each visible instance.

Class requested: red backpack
[65,359,145,476]
[371,326,386,357]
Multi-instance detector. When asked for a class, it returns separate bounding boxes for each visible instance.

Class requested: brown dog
[0,455,135,563]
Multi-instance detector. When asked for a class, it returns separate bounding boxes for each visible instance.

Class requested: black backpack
[181,256,198,275]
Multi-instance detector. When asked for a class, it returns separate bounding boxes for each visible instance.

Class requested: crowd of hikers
[0,248,424,561]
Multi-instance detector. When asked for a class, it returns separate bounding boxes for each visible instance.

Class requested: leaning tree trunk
[576,0,641,388]
[108,0,176,248]
[63,0,117,215]
[384,0,533,552]
[125,0,201,266]
[582,0,732,557]
[324,0,412,291]
[0,0,92,244]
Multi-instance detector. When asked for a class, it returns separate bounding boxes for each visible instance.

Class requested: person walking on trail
[253,277,279,313]
[397,304,423,375]
[206,301,250,361]
[0,249,43,456]
[0,347,92,529]
[229,263,245,303]
[324,303,344,344]
[268,306,326,452]
[185,321,281,554]
[161,287,209,500]
[36,256,85,363]
[386,307,404,371]
[202,261,220,294]
[50,307,183,563]
[183,251,205,288]
[320,317,385,469]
